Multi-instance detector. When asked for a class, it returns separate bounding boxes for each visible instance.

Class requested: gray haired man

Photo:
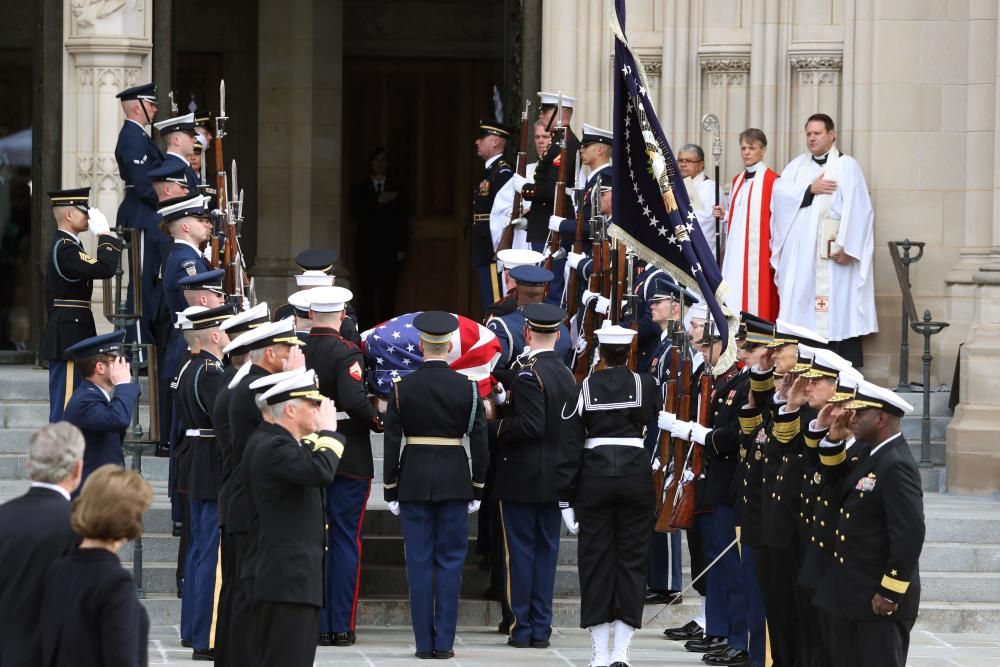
[0,422,85,666]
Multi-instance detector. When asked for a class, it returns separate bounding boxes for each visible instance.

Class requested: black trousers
[686,515,708,597]
[827,337,864,368]
[256,601,320,667]
[214,529,234,666]
[575,473,654,629]
[755,544,800,666]
[825,613,914,667]
[176,495,190,590]
[227,542,260,667]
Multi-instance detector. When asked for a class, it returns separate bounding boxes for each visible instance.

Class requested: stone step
[921,572,1000,603]
[360,534,591,568]
[119,533,180,563]
[359,563,586,598]
[920,543,1000,573]
[896,390,952,418]
[900,416,949,446]
[925,512,1000,545]
[121,561,179,595]
[0,401,152,432]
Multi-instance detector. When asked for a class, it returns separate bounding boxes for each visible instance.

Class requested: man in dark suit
[0,422,84,667]
[114,82,170,351]
[383,311,489,659]
[489,303,577,649]
[349,147,409,327]
[246,369,344,666]
[153,112,201,191]
[41,187,123,422]
[814,381,923,667]
[61,330,141,488]
[471,119,514,311]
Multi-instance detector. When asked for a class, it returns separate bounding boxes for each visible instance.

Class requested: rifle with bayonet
[543,94,569,271]
[497,100,530,255]
[566,181,588,319]
[572,207,607,383]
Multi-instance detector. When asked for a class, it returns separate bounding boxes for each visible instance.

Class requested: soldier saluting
[382,311,489,660]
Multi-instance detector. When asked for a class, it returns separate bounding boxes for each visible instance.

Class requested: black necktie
[376,181,383,193]
[743,170,756,180]
[813,155,828,166]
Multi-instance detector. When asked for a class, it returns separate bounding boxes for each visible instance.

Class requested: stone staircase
[1,366,997,633]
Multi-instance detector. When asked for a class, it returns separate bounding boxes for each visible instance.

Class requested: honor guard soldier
[246,370,345,667]
[219,317,306,666]
[472,120,515,311]
[487,265,572,383]
[300,286,378,647]
[558,324,658,667]
[114,82,169,350]
[382,311,489,659]
[153,112,201,191]
[485,248,545,321]
[149,158,194,203]
[174,303,234,661]
[42,188,123,422]
[547,124,612,254]
[814,382,922,667]
[489,303,577,649]
[286,290,314,342]
[213,301,270,666]
[61,330,140,488]
[294,249,361,344]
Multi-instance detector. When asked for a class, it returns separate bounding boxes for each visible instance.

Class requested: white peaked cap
[537,91,576,108]
[153,112,195,132]
[302,286,353,313]
[220,301,270,333]
[295,270,334,287]
[497,248,544,271]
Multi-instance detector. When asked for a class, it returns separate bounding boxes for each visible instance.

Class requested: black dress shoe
[664,620,703,641]
[180,640,192,648]
[332,631,356,646]
[703,646,750,666]
[497,620,510,634]
[507,637,530,648]
[644,589,682,604]
[172,522,183,537]
[191,648,215,661]
[610,662,630,667]
[318,632,334,646]
[529,639,550,648]
[415,651,436,659]
[685,636,727,653]
[434,649,455,659]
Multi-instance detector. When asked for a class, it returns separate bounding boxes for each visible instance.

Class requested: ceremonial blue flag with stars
[609,0,737,371]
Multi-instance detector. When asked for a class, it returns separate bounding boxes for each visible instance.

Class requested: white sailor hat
[581,123,613,146]
[537,91,576,109]
[158,193,209,222]
[295,270,334,288]
[768,319,828,348]
[683,303,709,331]
[153,112,197,136]
[829,368,864,404]
[220,301,270,335]
[176,306,207,331]
[497,248,544,271]
[302,286,353,313]
[249,369,311,407]
[802,348,853,380]
[222,316,303,356]
[287,291,312,317]
[259,369,324,406]
[844,380,914,416]
[595,321,636,345]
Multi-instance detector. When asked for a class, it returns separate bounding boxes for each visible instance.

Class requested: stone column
[698,51,751,188]
[62,0,154,332]
[255,0,343,304]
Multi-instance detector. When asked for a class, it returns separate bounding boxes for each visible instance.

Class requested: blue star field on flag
[609,0,738,371]
[362,313,422,397]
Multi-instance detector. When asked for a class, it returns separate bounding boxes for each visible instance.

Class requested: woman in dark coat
[39,464,153,667]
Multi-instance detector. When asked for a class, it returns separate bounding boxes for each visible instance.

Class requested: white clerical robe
[683,172,726,258]
[771,147,877,341]
[721,162,780,321]
[490,162,536,253]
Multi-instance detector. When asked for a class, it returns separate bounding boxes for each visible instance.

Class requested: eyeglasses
[677,159,703,164]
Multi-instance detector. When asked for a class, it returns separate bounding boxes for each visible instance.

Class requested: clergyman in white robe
[771,145,877,350]
[683,171,727,259]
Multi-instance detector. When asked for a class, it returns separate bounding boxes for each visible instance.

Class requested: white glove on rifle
[548,215,563,233]
[690,423,712,446]
[575,335,588,355]
[657,411,676,432]
[467,500,481,514]
[651,457,661,472]
[87,208,110,236]
[561,507,579,535]
[588,295,611,317]
[567,251,586,270]
[682,469,695,483]
[670,420,693,441]
[203,245,214,262]
[387,500,400,516]
[493,383,508,406]
[511,216,528,231]
[510,174,528,193]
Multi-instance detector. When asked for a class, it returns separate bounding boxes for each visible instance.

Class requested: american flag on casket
[361,312,502,398]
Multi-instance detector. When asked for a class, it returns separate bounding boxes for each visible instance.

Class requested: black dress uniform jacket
[305,326,376,478]
[39,548,149,667]
[702,366,750,506]
[383,359,489,502]
[557,366,659,504]
[523,128,578,243]
[815,434,924,621]
[246,423,344,606]
[0,487,77,667]
[41,230,123,361]
[225,364,270,534]
[471,155,514,267]
[176,350,226,501]
[213,364,238,523]
[490,350,578,503]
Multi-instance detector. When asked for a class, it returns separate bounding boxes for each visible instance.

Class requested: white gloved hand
[582,290,599,307]
[567,251,586,270]
[510,174,528,193]
[670,420,693,441]
[87,208,110,236]
[548,215,563,232]
[467,499,481,514]
[682,469,695,483]
[593,295,611,317]
[493,383,508,406]
[561,507,580,535]
[657,411,676,432]
[575,335,588,354]
[651,457,661,472]
[387,500,400,516]
[203,245,214,262]
[690,424,712,446]
[511,216,528,231]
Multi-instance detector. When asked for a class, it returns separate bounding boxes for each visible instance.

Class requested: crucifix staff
[701,113,723,266]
